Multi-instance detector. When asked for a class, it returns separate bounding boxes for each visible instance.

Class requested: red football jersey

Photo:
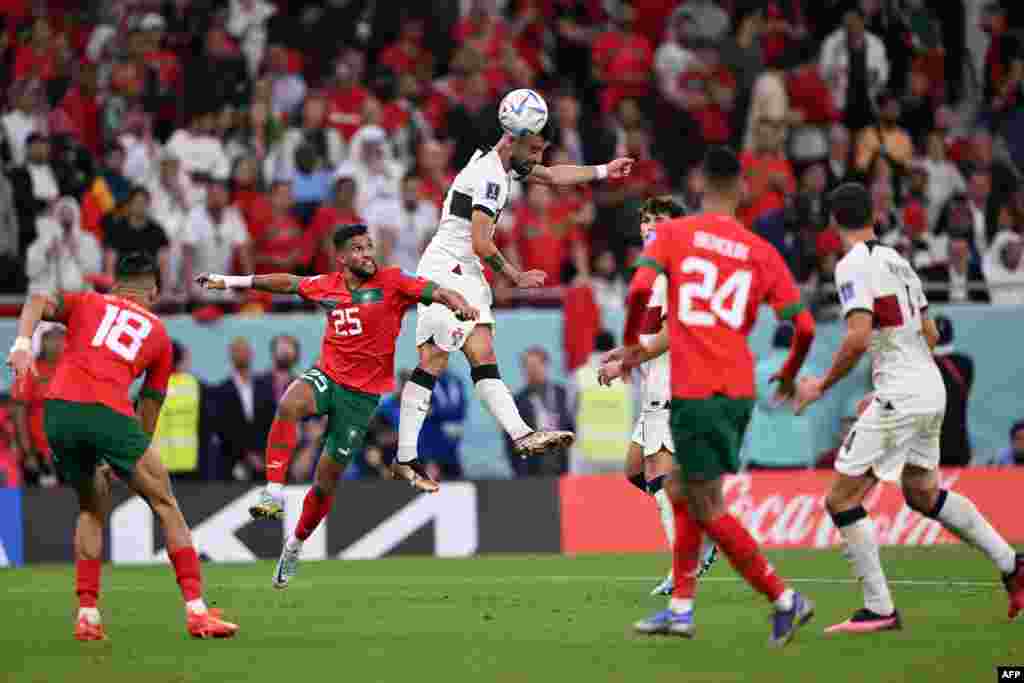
[46,292,174,417]
[299,267,435,396]
[637,213,803,400]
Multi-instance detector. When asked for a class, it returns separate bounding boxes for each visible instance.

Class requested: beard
[350,260,377,280]
[510,155,536,177]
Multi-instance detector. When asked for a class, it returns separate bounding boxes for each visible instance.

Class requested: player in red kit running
[622,147,817,646]
[196,223,478,588]
[6,252,239,642]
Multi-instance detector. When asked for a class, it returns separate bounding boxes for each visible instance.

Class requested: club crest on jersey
[352,288,384,304]
[485,182,500,201]
[839,281,855,303]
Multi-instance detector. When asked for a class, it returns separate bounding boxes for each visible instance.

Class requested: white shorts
[415,251,494,352]
[836,396,944,482]
[630,408,675,458]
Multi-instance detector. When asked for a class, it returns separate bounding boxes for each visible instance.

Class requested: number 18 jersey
[640,213,804,400]
[47,291,174,417]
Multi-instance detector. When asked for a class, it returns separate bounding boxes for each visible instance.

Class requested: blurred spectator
[380,14,428,77]
[272,93,345,181]
[308,167,361,274]
[995,421,1024,466]
[148,150,193,297]
[102,186,170,286]
[10,132,62,245]
[0,169,20,292]
[262,334,301,403]
[415,139,455,210]
[446,69,500,169]
[964,168,994,256]
[921,228,991,303]
[13,17,60,83]
[209,337,276,481]
[963,129,1019,209]
[288,142,333,216]
[2,79,47,167]
[250,179,305,274]
[676,45,736,146]
[677,0,730,44]
[154,341,206,481]
[508,182,589,286]
[899,69,935,145]
[825,123,851,189]
[78,142,130,239]
[453,0,510,64]
[589,249,626,318]
[265,44,305,119]
[871,178,903,244]
[719,8,764,143]
[10,323,63,487]
[506,346,574,477]
[370,172,438,273]
[980,2,1022,107]
[743,54,789,152]
[53,62,101,157]
[224,98,281,174]
[227,0,277,78]
[591,4,653,113]
[326,49,370,142]
[138,12,184,141]
[572,329,629,474]
[853,91,912,176]
[183,177,251,301]
[786,48,841,165]
[738,117,795,228]
[654,9,700,106]
[984,229,1024,304]
[349,124,402,216]
[923,130,966,229]
[932,316,974,466]
[26,196,101,294]
[820,9,889,131]
[165,109,231,183]
[183,11,250,112]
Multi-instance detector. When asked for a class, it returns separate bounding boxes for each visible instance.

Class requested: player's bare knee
[418,343,449,375]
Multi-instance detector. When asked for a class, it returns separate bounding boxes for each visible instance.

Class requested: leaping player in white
[396,89,634,481]
[795,182,1024,632]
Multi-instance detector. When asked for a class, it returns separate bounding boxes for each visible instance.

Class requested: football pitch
[1,546,1018,683]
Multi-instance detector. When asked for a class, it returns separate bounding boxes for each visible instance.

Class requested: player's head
[639,196,686,244]
[113,251,160,307]
[334,223,377,280]
[505,118,557,177]
[829,182,874,235]
[701,145,742,202]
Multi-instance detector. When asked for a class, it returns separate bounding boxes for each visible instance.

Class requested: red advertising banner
[560,467,1024,554]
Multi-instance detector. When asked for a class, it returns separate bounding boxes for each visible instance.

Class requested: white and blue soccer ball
[498,89,549,137]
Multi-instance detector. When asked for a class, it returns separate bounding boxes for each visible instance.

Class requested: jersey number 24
[91,304,154,362]
[678,257,752,330]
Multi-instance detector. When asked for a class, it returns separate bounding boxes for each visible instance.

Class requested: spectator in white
[820,9,888,127]
[655,9,700,106]
[182,176,251,302]
[826,123,850,189]
[921,227,991,303]
[0,170,18,266]
[25,197,102,294]
[965,167,993,256]
[677,1,730,44]
[984,230,1024,305]
[148,149,194,296]
[227,0,276,78]
[118,105,158,183]
[590,250,626,318]
[369,172,438,273]
[348,124,401,216]
[266,45,306,119]
[554,91,586,165]
[923,130,966,229]
[272,93,345,180]
[165,109,231,194]
[9,133,61,250]
[1,79,46,167]
[744,55,790,152]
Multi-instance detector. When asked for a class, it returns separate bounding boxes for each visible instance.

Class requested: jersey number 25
[91,304,154,362]
[678,257,752,330]
[331,307,363,337]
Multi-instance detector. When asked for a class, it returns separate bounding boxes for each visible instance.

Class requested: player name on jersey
[693,230,750,262]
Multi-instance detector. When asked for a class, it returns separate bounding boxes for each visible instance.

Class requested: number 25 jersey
[641,213,804,400]
[47,291,174,416]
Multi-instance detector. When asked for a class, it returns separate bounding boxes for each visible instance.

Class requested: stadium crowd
[1,0,1023,486]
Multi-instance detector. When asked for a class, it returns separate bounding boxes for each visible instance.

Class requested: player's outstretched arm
[529,157,634,186]
[6,293,61,379]
[469,210,546,288]
[794,311,872,415]
[433,286,480,322]
[195,273,303,295]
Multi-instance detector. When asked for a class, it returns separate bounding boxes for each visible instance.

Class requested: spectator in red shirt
[13,16,60,82]
[453,0,510,63]
[55,62,101,156]
[11,322,64,487]
[677,47,736,145]
[232,154,272,236]
[379,14,427,76]
[509,183,589,286]
[249,180,307,274]
[592,6,654,113]
[308,166,362,274]
[415,139,455,210]
[738,118,796,227]
[326,49,369,142]
[608,126,670,202]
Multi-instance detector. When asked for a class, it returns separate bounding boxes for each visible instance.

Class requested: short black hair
[640,196,686,220]
[595,329,617,353]
[702,145,741,191]
[829,182,873,230]
[333,223,369,249]
[115,251,159,283]
[1011,420,1024,439]
[172,340,186,368]
[934,315,954,346]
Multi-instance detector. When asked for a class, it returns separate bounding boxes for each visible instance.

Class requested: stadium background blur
[0,0,1022,489]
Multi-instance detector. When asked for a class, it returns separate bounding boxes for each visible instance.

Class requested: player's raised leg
[902,465,1023,619]
[395,341,451,483]
[462,325,574,456]
[71,467,112,641]
[252,377,320,521]
[128,446,239,638]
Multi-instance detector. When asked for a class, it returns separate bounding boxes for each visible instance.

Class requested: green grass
[1,547,1020,683]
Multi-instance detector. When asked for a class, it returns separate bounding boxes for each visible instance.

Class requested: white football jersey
[638,274,671,408]
[421,149,520,269]
[835,240,943,402]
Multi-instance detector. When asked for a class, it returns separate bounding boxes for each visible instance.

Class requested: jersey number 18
[91,304,153,362]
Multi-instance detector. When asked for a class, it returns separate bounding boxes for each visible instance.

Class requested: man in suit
[209,337,276,481]
[921,227,991,303]
[932,316,975,466]
[505,347,576,477]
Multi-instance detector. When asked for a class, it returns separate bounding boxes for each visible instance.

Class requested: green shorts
[670,396,754,481]
[300,368,380,466]
[44,399,152,485]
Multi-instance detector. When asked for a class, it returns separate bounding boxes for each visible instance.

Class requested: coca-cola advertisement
[559,468,1024,553]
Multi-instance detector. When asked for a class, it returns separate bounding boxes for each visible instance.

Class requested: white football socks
[78,607,101,624]
[773,588,795,611]
[397,379,432,463]
[653,488,676,550]
[186,598,207,614]
[935,491,1016,574]
[838,516,895,616]
[474,378,532,441]
[286,534,303,553]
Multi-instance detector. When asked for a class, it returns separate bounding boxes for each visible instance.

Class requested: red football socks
[295,487,334,541]
[265,419,298,485]
[169,547,203,603]
[701,514,786,601]
[671,499,702,600]
[76,559,101,608]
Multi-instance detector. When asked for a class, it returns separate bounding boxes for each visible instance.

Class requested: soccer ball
[498,89,549,137]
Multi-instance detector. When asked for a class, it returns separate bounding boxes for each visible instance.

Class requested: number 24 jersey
[641,213,804,400]
[47,291,174,417]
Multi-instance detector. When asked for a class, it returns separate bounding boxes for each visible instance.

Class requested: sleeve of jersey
[296,275,327,302]
[140,336,174,403]
[470,171,503,218]
[391,268,437,306]
[624,242,666,346]
[52,291,83,324]
[763,249,805,321]
[834,253,875,320]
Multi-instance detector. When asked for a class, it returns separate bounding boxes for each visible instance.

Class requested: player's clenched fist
[607,157,634,179]
[435,287,480,322]
[195,273,227,290]
[6,346,33,381]
[514,269,547,288]
[598,359,623,386]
